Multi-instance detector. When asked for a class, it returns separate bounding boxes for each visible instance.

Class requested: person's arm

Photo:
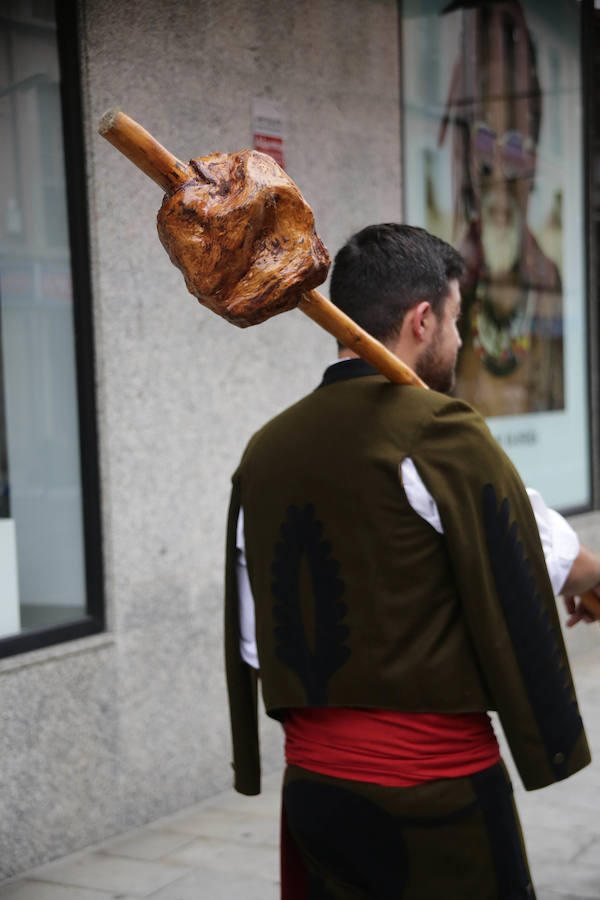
[411,398,591,789]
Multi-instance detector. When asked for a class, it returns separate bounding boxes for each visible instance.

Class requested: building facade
[0,0,599,878]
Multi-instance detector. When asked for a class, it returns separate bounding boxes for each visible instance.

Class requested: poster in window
[401,0,590,509]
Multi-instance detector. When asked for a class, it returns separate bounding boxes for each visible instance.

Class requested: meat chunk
[156,150,330,327]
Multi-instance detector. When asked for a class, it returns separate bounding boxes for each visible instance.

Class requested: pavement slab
[537,893,599,900]
[146,866,278,900]
[19,852,189,896]
[0,884,138,900]
[163,834,278,881]
[98,828,198,862]
[154,806,279,846]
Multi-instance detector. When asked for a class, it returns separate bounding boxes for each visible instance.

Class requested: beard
[480,191,523,277]
[415,335,457,394]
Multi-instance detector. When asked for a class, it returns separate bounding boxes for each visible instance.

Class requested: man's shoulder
[242,378,489,457]
[385,383,489,434]
[236,388,318,468]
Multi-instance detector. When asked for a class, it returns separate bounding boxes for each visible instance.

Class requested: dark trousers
[280,761,535,900]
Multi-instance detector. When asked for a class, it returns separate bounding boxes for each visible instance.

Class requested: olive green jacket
[225,361,590,795]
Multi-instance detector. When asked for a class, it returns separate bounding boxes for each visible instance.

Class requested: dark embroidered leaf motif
[482,483,583,777]
[272,504,349,704]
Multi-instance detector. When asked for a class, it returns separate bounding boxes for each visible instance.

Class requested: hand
[563,587,600,628]
[561,545,600,597]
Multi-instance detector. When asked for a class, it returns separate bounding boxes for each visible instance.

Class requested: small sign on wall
[0,519,20,637]
[252,98,285,169]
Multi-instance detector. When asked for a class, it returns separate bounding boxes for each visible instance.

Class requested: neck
[338,339,419,372]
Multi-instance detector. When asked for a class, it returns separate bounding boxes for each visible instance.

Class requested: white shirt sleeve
[237,462,580,667]
[236,508,260,669]
[525,488,580,595]
[400,457,444,534]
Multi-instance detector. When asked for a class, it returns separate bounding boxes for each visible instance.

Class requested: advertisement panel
[402,0,589,509]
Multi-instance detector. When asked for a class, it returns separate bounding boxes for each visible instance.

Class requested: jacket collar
[317,358,380,389]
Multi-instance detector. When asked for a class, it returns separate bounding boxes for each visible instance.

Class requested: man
[438,0,564,415]
[225,224,599,899]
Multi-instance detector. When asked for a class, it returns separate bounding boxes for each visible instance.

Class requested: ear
[408,301,433,342]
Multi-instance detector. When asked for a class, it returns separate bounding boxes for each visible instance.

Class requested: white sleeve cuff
[526,488,580,595]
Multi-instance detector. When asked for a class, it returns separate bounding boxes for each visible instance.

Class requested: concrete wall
[0,0,405,878]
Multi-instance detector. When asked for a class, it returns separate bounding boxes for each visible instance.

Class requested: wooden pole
[98,109,193,194]
[298,291,425,386]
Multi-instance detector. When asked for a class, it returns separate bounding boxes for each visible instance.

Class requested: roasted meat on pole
[97,108,425,386]
[157,150,330,327]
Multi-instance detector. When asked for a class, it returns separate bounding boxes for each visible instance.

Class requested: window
[0,0,103,656]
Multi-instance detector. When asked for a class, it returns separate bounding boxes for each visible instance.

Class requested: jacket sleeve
[410,399,590,791]
[224,477,261,795]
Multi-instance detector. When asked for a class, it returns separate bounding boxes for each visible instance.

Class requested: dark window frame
[583,0,600,511]
[0,0,105,659]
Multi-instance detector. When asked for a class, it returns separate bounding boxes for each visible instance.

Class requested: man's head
[330,223,465,392]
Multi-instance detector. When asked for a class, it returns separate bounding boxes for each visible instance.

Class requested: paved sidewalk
[2,651,600,899]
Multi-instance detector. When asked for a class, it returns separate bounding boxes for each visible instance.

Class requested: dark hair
[329,223,464,346]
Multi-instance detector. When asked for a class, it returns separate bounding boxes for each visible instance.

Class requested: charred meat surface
[157,150,330,327]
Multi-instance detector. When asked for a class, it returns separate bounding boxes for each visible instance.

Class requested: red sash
[285,708,500,786]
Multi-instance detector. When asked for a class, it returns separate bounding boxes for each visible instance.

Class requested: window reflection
[0,0,86,636]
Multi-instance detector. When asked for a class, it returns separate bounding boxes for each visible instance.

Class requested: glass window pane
[0,1,87,637]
